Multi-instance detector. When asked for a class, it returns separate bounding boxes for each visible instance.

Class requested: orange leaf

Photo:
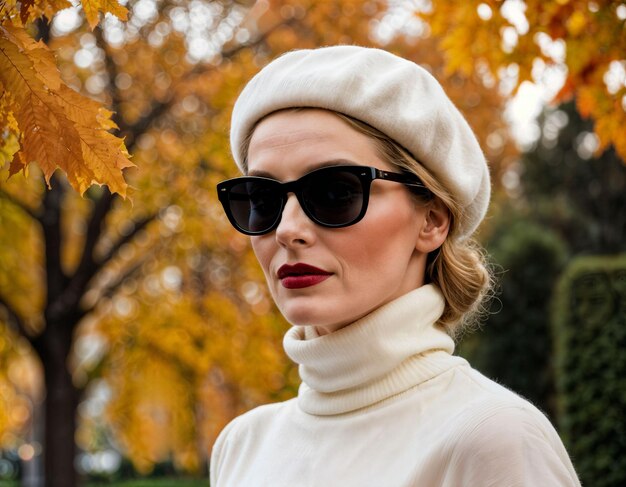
[43,0,73,19]
[0,91,19,133]
[0,132,20,165]
[19,0,35,24]
[51,82,108,126]
[576,86,596,118]
[0,30,47,105]
[81,0,129,30]
[15,90,88,188]
[76,124,134,197]
[554,76,575,104]
[0,25,132,195]
[3,25,63,91]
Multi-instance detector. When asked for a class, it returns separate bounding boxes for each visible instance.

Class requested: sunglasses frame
[216,165,430,236]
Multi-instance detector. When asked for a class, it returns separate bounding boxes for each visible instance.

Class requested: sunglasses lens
[220,167,369,234]
[227,180,282,233]
[302,169,364,226]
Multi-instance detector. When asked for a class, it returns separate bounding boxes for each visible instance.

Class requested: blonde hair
[241,109,493,338]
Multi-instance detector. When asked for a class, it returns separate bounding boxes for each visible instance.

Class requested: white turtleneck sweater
[210,285,581,487]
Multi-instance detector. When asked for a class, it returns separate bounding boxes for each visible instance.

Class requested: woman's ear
[416,198,451,253]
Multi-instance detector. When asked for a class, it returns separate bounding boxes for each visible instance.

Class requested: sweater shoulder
[456,364,537,404]
[450,365,561,444]
[213,398,295,447]
[441,366,581,486]
[210,398,296,485]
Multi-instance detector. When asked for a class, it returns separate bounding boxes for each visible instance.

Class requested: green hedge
[552,255,626,487]
[459,220,568,419]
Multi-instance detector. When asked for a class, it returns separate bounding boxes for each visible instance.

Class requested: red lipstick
[277,263,332,289]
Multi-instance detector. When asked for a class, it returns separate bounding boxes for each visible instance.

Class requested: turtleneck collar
[283,284,465,416]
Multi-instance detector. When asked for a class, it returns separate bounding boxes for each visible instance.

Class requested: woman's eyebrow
[247,159,357,178]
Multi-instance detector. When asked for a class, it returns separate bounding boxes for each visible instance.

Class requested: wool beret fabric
[230,45,491,238]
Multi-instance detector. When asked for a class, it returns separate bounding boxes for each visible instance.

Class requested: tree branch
[47,189,116,318]
[0,292,30,340]
[96,19,295,153]
[78,256,151,319]
[93,25,124,130]
[123,101,171,153]
[42,174,67,314]
[49,194,163,324]
[183,18,294,83]
[35,17,50,44]
[96,212,157,268]
[74,188,115,280]
[143,339,197,379]
[0,187,42,221]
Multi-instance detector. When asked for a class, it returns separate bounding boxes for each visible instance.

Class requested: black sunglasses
[216,165,431,236]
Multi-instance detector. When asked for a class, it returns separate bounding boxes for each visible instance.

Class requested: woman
[211,46,581,486]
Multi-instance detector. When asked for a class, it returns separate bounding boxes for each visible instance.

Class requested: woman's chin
[281,307,353,335]
[280,304,333,329]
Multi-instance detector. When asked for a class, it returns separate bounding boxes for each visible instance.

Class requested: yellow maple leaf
[3,25,63,90]
[76,126,134,197]
[1,92,22,165]
[51,84,134,196]
[11,90,89,185]
[96,107,120,131]
[0,31,44,105]
[43,0,73,11]
[0,25,133,196]
[0,91,19,132]
[81,0,128,30]
[40,0,73,21]
[0,133,20,165]
[51,82,110,126]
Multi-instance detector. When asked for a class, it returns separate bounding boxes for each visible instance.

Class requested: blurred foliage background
[0,0,625,486]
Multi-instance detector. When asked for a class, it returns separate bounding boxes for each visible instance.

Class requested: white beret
[230,45,490,238]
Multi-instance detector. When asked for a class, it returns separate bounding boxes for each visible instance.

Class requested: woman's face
[247,109,434,335]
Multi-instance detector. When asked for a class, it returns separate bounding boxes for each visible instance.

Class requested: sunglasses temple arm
[376,169,429,191]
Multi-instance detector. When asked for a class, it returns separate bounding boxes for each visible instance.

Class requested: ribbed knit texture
[210,285,581,487]
[283,284,464,415]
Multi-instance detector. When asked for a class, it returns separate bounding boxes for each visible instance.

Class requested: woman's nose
[275,194,316,247]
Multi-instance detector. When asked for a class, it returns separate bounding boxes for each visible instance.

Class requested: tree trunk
[41,330,80,487]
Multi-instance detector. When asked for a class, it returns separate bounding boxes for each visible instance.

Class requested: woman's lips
[277,263,332,289]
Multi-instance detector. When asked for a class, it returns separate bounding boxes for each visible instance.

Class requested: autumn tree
[0,1,516,485]
[417,0,626,162]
